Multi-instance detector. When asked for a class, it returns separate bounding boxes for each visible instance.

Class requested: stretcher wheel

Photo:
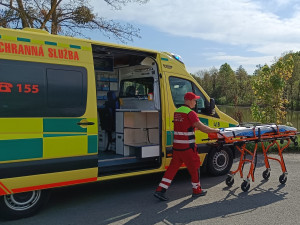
[241,180,250,192]
[262,169,270,180]
[225,176,234,187]
[279,174,287,184]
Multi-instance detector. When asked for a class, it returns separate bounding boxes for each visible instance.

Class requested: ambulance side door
[0,59,98,195]
[163,73,222,164]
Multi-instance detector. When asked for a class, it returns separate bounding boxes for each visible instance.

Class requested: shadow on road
[41,168,286,225]
[103,181,287,225]
[0,154,288,224]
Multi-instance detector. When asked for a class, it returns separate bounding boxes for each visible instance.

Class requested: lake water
[217,105,300,130]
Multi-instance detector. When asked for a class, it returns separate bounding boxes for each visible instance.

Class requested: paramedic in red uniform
[154,92,220,201]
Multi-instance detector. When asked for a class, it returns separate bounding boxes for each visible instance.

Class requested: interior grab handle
[77,122,95,126]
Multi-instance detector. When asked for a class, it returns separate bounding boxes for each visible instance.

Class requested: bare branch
[40,0,63,29]
[0,0,146,42]
[16,0,30,27]
[104,0,149,10]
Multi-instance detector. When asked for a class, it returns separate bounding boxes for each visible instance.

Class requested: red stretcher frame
[207,126,299,192]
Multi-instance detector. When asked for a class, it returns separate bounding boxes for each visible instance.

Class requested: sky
[89,0,300,75]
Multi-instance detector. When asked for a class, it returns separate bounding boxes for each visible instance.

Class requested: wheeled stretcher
[207,124,299,192]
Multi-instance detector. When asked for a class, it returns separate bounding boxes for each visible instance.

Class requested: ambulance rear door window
[46,68,87,117]
[0,60,46,117]
[0,59,87,118]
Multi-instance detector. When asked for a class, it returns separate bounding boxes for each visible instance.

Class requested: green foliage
[251,55,294,124]
[246,140,300,153]
[217,96,227,105]
[193,65,252,108]
[215,63,237,104]
[235,66,254,106]
[286,53,300,110]
[193,52,300,123]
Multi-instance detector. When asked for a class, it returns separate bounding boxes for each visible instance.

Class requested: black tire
[262,169,270,180]
[207,146,233,176]
[0,189,50,220]
[241,180,250,192]
[279,174,287,184]
[225,176,234,187]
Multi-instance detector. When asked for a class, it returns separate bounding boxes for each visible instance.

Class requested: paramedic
[154,92,220,201]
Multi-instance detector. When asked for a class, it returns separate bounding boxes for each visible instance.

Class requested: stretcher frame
[207,125,299,192]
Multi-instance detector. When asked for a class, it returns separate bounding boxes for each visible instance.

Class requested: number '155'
[17,84,39,93]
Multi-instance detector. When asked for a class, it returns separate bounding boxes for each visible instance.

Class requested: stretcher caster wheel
[262,169,270,180]
[241,180,250,192]
[225,176,234,187]
[279,174,287,184]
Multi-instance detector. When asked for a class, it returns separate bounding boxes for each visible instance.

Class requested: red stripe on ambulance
[11,177,97,193]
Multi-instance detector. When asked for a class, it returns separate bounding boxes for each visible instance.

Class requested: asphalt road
[1,153,300,225]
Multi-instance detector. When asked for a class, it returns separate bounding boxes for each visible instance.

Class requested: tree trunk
[51,0,58,34]
[40,0,62,32]
[16,0,29,27]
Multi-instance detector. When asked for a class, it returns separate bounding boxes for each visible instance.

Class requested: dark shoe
[192,189,207,198]
[154,191,168,201]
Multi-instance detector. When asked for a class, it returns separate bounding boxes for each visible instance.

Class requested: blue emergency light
[171,53,184,64]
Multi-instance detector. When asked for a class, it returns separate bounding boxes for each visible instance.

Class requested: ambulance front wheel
[207,146,233,176]
[0,189,50,220]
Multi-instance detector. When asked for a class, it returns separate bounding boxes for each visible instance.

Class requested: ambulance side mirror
[209,98,216,115]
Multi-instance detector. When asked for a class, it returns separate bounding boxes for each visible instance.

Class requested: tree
[193,67,218,97]
[0,0,149,42]
[191,73,202,86]
[251,55,294,124]
[235,65,253,106]
[216,63,237,105]
[285,52,300,110]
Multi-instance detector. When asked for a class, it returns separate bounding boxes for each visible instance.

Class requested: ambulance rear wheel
[0,189,50,220]
[207,146,233,176]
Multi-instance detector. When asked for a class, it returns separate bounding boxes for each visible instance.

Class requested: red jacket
[173,106,197,150]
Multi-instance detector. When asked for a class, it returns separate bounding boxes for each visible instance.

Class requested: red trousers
[157,148,201,191]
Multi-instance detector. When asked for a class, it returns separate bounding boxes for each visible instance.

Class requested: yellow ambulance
[0,27,238,219]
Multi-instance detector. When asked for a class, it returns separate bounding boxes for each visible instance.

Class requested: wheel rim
[4,190,41,211]
[212,150,229,171]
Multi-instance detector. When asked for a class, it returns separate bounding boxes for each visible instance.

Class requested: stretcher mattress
[216,125,297,138]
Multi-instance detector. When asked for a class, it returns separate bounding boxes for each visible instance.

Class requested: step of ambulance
[98,157,160,176]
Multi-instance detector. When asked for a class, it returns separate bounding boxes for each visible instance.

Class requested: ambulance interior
[92,45,161,175]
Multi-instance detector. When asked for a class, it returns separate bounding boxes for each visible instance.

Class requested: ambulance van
[0,27,238,219]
